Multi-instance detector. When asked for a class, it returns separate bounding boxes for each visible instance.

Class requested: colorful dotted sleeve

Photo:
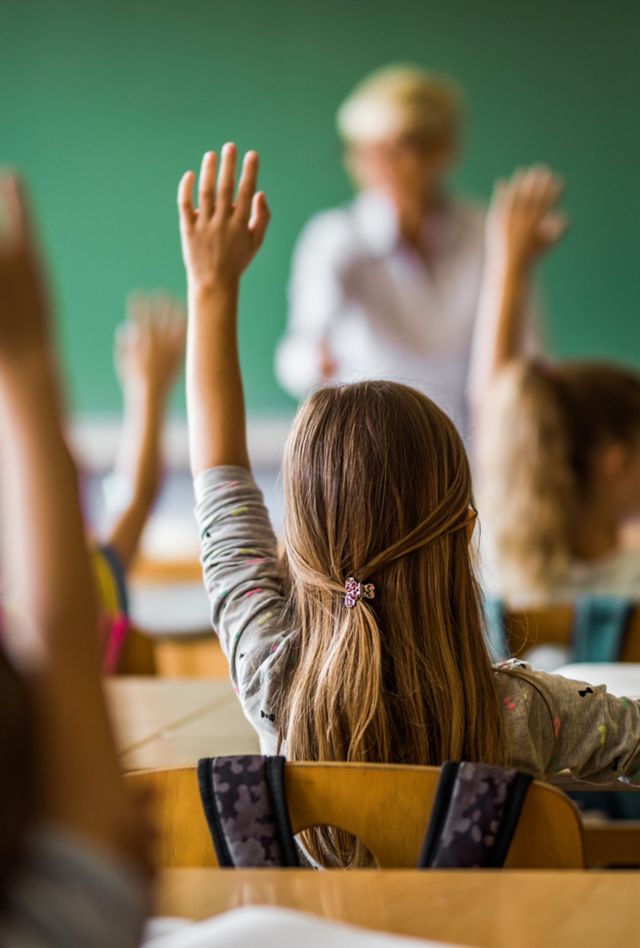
[194,465,289,749]
[496,660,640,783]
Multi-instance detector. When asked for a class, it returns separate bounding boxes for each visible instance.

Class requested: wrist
[188,279,239,311]
[123,381,168,417]
[487,246,532,283]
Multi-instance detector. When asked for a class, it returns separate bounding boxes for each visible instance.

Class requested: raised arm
[0,174,151,874]
[106,292,185,570]
[468,166,567,413]
[178,144,270,476]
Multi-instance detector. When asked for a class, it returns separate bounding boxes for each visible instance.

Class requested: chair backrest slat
[500,602,640,662]
[127,761,584,869]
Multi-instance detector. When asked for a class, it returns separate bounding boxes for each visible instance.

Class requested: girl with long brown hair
[180,146,640,867]
[473,168,640,606]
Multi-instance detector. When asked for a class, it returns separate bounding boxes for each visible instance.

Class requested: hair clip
[345,576,375,608]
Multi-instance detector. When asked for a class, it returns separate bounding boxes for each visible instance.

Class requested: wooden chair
[583,819,640,868]
[114,625,228,678]
[115,553,227,677]
[505,604,640,661]
[126,761,584,869]
[130,555,203,584]
[115,625,158,675]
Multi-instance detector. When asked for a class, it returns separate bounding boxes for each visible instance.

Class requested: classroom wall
[2,0,639,414]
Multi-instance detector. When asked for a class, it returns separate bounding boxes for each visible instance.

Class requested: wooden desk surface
[155,868,640,948]
[107,677,259,769]
[555,662,640,697]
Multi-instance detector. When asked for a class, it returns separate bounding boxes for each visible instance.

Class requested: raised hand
[0,173,50,360]
[177,144,270,291]
[178,145,269,475]
[487,165,568,272]
[115,291,186,404]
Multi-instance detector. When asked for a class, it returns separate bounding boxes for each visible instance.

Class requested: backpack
[197,755,532,869]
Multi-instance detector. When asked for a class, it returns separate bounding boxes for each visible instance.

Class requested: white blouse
[275,189,539,441]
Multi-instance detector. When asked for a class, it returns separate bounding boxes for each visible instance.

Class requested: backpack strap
[197,755,301,867]
[572,596,633,662]
[418,761,533,868]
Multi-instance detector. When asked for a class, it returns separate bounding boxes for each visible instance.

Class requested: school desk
[106,677,259,769]
[154,868,640,947]
[107,677,640,791]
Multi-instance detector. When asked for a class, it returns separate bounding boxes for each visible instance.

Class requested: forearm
[468,257,530,411]
[0,352,98,657]
[186,282,250,476]
[0,352,126,835]
[107,391,164,569]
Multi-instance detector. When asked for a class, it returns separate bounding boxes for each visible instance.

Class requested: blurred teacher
[275,64,537,438]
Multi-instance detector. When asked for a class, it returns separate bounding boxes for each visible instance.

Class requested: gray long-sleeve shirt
[195,465,640,783]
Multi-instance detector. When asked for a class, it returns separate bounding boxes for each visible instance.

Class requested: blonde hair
[278,381,505,866]
[337,64,463,148]
[480,359,640,602]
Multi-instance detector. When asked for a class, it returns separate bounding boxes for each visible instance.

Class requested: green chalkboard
[2,0,639,413]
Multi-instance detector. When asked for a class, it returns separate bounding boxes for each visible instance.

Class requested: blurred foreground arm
[0,172,152,875]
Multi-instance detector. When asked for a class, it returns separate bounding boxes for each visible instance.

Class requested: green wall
[2,0,639,413]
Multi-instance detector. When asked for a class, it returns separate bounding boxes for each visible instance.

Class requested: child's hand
[177,144,270,292]
[115,292,186,404]
[0,173,50,362]
[487,166,568,272]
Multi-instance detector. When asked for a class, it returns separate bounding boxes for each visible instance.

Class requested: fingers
[215,142,237,214]
[249,191,271,249]
[510,164,563,214]
[177,170,196,231]
[197,151,217,218]
[126,290,186,342]
[236,151,259,221]
[539,210,569,246]
[127,290,150,326]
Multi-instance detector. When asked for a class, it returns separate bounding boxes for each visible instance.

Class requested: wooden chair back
[127,761,584,869]
[114,625,228,678]
[115,626,158,675]
[505,604,640,661]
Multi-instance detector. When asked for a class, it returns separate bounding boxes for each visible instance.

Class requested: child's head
[337,65,462,206]
[480,359,640,600]
[280,380,503,864]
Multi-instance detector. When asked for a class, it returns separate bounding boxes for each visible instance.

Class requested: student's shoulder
[494,658,599,713]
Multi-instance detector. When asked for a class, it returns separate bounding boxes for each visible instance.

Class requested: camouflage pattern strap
[418,761,533,869]
[197,755,301,868]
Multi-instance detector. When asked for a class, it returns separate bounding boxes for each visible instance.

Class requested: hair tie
[345,576,375,609]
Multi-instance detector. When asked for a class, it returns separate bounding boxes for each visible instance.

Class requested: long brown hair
[279,381,505,866]
[480,359,640,601]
